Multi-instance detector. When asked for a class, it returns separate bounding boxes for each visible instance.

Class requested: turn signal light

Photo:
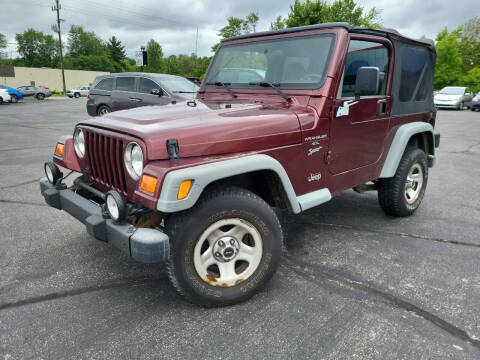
[55,143,64,156]
[140,174,158,194]
[177,180,193,200]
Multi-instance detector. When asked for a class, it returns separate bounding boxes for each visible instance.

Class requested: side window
[341,40,389,98]
[399,46,428,101]
[115,77,136,92]
[95,78,113,91]
[139,78,160,94]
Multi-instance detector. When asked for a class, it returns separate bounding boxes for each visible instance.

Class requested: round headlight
[124,142,143,180]
[74,128,85,158]
[105,190,126,222]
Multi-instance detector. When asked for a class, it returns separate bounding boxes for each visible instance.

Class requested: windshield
[205,33,335,89]
[439,87,464,95]
[160,77,199,93]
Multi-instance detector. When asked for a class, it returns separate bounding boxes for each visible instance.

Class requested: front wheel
[74,92,80,98]
[36,93,45,100]
[377,147,428,217]
[166,187,283,307]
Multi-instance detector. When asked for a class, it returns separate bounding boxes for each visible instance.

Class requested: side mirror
[355,67,379,99]
[150,88,163,96]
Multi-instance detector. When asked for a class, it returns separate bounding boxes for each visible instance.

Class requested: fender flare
[379,122,434,178]
[156,154,310,214]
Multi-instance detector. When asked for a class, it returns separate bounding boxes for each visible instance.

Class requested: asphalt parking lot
[0,99,479,359]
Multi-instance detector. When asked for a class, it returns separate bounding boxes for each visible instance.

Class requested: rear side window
[139,78,160,94]
[95,78,113,91]
[115,77,136,91]
[341,40,389,98]
[399,46,428,102]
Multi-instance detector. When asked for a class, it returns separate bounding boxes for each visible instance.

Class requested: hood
[435,94,463,101]
[79,100,305,160]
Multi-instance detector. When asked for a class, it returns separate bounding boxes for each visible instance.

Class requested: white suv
[0,89,11,104]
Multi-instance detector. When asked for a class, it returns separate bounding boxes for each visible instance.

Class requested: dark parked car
[471,92,480,111]
[86,73,199,116]
[0,85,23,103]
[17,85,51,100]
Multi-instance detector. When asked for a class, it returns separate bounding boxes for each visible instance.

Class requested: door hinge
[324,151,332,164]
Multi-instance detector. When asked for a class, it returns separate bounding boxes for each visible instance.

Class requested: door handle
[129,98,142,102]
[377,99,387,115]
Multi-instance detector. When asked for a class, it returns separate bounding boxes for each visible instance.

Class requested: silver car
[434,86,474,110]
[67,86,90,98]
[17,85,52,100]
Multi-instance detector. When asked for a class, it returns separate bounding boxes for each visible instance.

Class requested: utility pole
[52,0,66,95]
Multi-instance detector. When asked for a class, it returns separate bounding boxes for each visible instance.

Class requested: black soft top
[223,22,435,49]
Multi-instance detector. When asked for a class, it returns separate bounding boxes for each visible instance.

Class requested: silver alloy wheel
[11,95,18,103]
[99,107,110,115]
[405,162,424,205]
[193,218,263,287]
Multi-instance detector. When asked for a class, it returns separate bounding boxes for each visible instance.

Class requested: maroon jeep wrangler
[41,23,439,306]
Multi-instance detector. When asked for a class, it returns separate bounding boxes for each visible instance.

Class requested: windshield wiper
[248,82,291,102]
[205,82,237,98]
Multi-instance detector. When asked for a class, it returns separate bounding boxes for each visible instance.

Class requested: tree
[434,28,463,90]
[458,17,480,72]
[106,36,126,64]
[67,25,105,57]
[270,16,286,30]
[462,67,480,93]
[0,33,7,59]
[212,12,260,52]
[15,29,58,67]
[145,39,165,73]
[273,0,381,29]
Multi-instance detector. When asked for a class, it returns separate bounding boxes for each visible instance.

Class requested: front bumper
[40,178,169,263]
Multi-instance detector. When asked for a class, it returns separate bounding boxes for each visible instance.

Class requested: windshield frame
[204,32,337,91]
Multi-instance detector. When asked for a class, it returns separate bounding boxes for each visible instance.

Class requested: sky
[2,0,479,59]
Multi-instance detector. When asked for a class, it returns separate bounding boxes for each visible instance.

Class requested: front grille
[84,130,127,195]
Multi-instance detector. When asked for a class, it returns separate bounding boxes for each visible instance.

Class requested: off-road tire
[36,93,45,100]
[97,105,111,116]
[378,147,428,217]
[74,92,80,98]
[10,94,18,103]
[165,187,283,307]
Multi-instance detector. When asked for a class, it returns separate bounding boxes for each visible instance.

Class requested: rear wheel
[166,187,283,307]
[10,94,18,103]
[36,93,45,100]
[0,97,3,105]
[378,147,428,217]
[97,105,111,116]
[74,92,80,98]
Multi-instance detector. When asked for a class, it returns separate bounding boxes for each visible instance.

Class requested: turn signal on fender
[140,174,158,194]
[55,143,64,156]
[177,180,193,200]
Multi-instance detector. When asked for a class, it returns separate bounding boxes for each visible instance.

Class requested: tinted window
[115,77,135,91]
[341,40,389,98]
[139,78,160,94]
[415,65,431,101]
[399,46,428,101]
[95,78,114,91]
[205,34,335,89]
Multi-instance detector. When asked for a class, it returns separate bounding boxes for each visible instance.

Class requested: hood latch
[167,138,180,160]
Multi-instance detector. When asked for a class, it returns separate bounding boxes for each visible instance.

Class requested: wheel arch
[379,122,434,178]
[156,155,302,214]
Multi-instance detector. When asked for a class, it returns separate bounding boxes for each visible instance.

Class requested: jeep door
[135,77,171,106]
[110,76,139,111]
[329,37,392,175]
